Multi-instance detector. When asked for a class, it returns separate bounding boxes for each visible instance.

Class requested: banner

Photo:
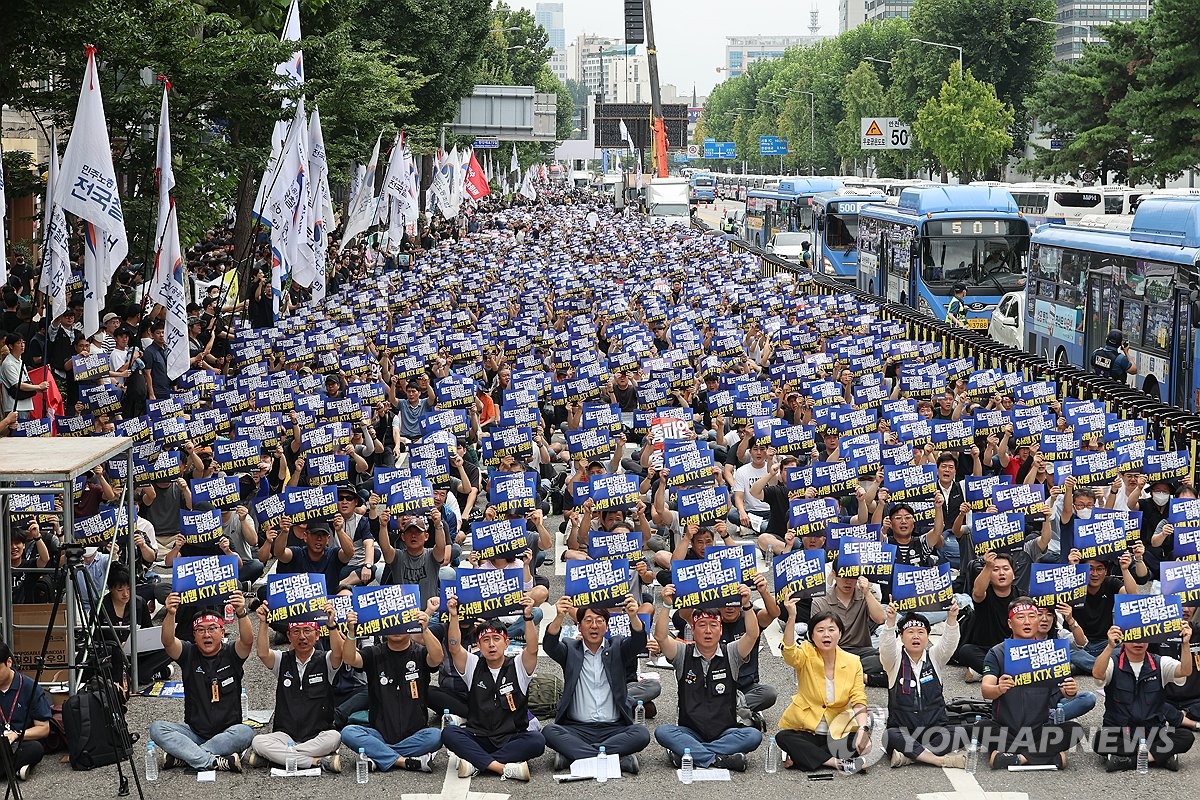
[565,427,613,463]
[883,464,937,503]
[266,573,328,625]
[488,471,536,516]
[708,544,757,583]
[664,443,716,488]
[1074,517,1127,561]
[789,497,841,538]
[470,518,529,562]
[283,485,338,523]
[180,508,223,545]
[452,567,524,619]
[836,538,896,579]
[993,483,1046,515]
[565,559,633,608]
[931,419,975,451]
[670,557,742,609]
[588,473,641,512]
[772,549,827,603]
[190,475,242,509]
[386,474,435,516]
[1003,638,1072,686]
[964,475,1012,511]
[971,512,1026,554]
[1028,563,1089,608]
[587,529,644,560]
[352,584,424,635]
[891,563,953,612]
[1114,593,1184,642]
[1159,561,1200,605]
[172,555,239,606]
[1168,499,1200,560]
[214,437,261,473]
[676,485,730,528]
[1072,450,1119,488]
[73,507,124,548]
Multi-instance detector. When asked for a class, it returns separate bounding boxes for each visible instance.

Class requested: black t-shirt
[1074,575,1124,643]
[0,673,52,734]
[966,584,1015,649]
[177,641,246,740]
[611,384,638,412]
[362,643,432,744]
[281,544,346,590]
[762,484,791,537]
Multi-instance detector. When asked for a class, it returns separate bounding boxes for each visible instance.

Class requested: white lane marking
[915,766,1027,800]
[554,531,567,577]
[401,752,510,800]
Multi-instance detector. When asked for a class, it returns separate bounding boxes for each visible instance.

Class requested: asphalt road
[29,512,1198,800]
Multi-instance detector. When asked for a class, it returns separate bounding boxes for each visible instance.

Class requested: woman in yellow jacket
[777,597,873,774]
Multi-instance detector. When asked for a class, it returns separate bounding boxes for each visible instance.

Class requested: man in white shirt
[1,335,46,417]
[730,440,771,534]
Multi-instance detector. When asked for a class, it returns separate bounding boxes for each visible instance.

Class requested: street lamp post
[1027,17,1096,57]
[910,38,963,76]
[863,57,892,67]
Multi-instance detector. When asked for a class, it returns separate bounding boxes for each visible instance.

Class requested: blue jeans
[148,720,255,770]
[341,725,442,771]
[507,607,542,640]
[1070,640,1108,674]
[1061,691,1097,721]
[653,724,763,767]
[941,535,960,563]
[920,593,974,625]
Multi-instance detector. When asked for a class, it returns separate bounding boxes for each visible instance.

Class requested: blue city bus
[812,189,886,283]
[689,172,716,204]
[1025,197,1200,408]
[856,185,1030,329]
[743,177,841,249]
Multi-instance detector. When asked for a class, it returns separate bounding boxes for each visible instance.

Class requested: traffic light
[624,0,645,44]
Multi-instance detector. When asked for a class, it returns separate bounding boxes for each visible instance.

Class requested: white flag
[338,133,381,252]
[307,106,333,303]
[430,150,455,220]
[265,97,310,315]
[510,143,520,178]
[375,133,405,223]
[400,141,419,234]
[0,139,6,289]
[158,203,190,380]
[39,133,70,321]
[519,167,537,201]
[149,82,175,305]
[55,46,128,335]
[252,0,304,224]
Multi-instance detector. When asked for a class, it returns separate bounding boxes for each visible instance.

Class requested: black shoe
[750,710,766,732]
[714,753,747,772]
[669,751,682,768]
[991,752,1020,770]
[865,672,889,688]
[1104,754,1133,772]
[619,754,639,775]
[213,753,242,773]
[162,754,182,770]
[552,752,569,771]
[643,700,657,719]
[1161,754,1180,772]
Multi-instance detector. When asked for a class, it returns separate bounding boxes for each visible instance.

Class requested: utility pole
[643,0,668,177]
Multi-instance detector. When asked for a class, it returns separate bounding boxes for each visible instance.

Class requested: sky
[509,0,841,96]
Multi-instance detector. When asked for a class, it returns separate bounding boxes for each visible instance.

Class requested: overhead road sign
[759,136,789,156]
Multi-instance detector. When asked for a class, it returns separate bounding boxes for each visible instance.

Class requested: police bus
[1025,197,1200,408]
[812,188,885,283]
[689,172,717,204]
[856,185,1030,329]
[1006,182,1104,226]
[743,177,841,249]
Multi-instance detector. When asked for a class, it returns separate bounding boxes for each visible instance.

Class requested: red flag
[464,150,491,201]
[28,367,66,419]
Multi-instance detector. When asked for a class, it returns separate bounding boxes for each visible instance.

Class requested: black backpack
[63,680,130,770]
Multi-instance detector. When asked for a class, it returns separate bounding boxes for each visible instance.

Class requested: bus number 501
[951,221,997,235]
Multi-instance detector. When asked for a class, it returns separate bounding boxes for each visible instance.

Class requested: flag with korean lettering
[488,471,536,516]
[266,573,328,625]
[789,497,840,538]
[931,419,975,451]
[387,474,434,516]
[1168,499,1200,560]
[180,508,223,545]
[470,518,529,562]
[883,464,937,503]
[993,483,1046,515]
[1004,638,1071,686]
[172,555,239,606]
[676,485,730,528]
[452,567,524,619]
[708,544,756,584]
[565,559,633,608]
[190,475,241,510]
[1114,593,1184,642]
[1160,561,1200,605]
[772,549,827,603]
[671,557,742,609]
[565,426,613,463]
[836,538,897,579]
[891,563,953,612]
[1072,450,1119,488]
[214,437,261,474]
[1029,563,1089,608]
[664,441,716,488]
[352,584,423,635]
[284,484,338,523]
[1144,450,1191,483]
[587,529,643,561]
[1074,517,1127,561]
[588,472,641,512]
[971,512,1026,554]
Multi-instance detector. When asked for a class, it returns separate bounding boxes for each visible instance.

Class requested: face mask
[1075,507,1093,520]
[1152,492,1171,506]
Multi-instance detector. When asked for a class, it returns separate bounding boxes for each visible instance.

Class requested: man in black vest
[542,594,651,773]
[339,599,445,772]
[879,603,968,768]
[149,591,254,772]
[442,594,545,781]
[244,601,344,772]
[1092,621,1196,771]
[652,583,762,771]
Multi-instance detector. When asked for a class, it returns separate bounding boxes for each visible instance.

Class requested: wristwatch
[235,609,249,619]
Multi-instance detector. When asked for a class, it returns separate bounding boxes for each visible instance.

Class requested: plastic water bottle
[562,620,578,641]
[1136,738,1149,775]
[965,716,981,775]
[596,746,608,783]
[680,748,694,784]
[1051,702,1065,725]
[286,740,298,775]
[682,622,693,644]
[357,748,369,785]
[634,700,646,726]
[442,708,454,729]
[241,687,249,721]
[145,742,158,782]
[765,736,779,774]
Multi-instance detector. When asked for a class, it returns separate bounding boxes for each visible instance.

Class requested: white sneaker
[964,668,981,683]
[457,758,479,779]
[416,753,435,773]
[501,761,530,782]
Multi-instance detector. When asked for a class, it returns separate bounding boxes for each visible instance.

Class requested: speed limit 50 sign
[861,117,912,150]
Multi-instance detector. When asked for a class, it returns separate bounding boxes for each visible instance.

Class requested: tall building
[574,34,622,92]
[863,0,914,23]
[582,45,651,103]
[839,0,866,32]
[1048,0,1151,60]
[723,35,825,79]
[535,3,568,81]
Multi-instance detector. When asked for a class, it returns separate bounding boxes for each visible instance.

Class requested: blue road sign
[1049,139,1063,151]
[473,137,500,149]
[704,141,737,159]
[759,136,788,156]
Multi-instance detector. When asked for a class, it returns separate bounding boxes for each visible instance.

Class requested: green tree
[914,68,1014,181]
[834,63,886,173]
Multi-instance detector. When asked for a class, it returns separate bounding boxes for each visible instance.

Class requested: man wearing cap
[1091,619,1196,770]
[442,595,545,781]
[1090,329,1137,381]
[880,603,968,769]
[340,598,445,772]
[377,510,449,606]
[150,590,255,773]
[1064,545,1146,673]
[245,601,345,772]
[335,485,377,589]
[542,595,651,774]
[652,583,763,771]
[978,597,1082,769]
[273,515,356,595]
[945,284,968,328]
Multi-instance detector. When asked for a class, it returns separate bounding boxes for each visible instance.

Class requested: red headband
[193,614,223,629]
[692,609,722,623]
[1008,603,1037,620]
[288,621,320,630]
